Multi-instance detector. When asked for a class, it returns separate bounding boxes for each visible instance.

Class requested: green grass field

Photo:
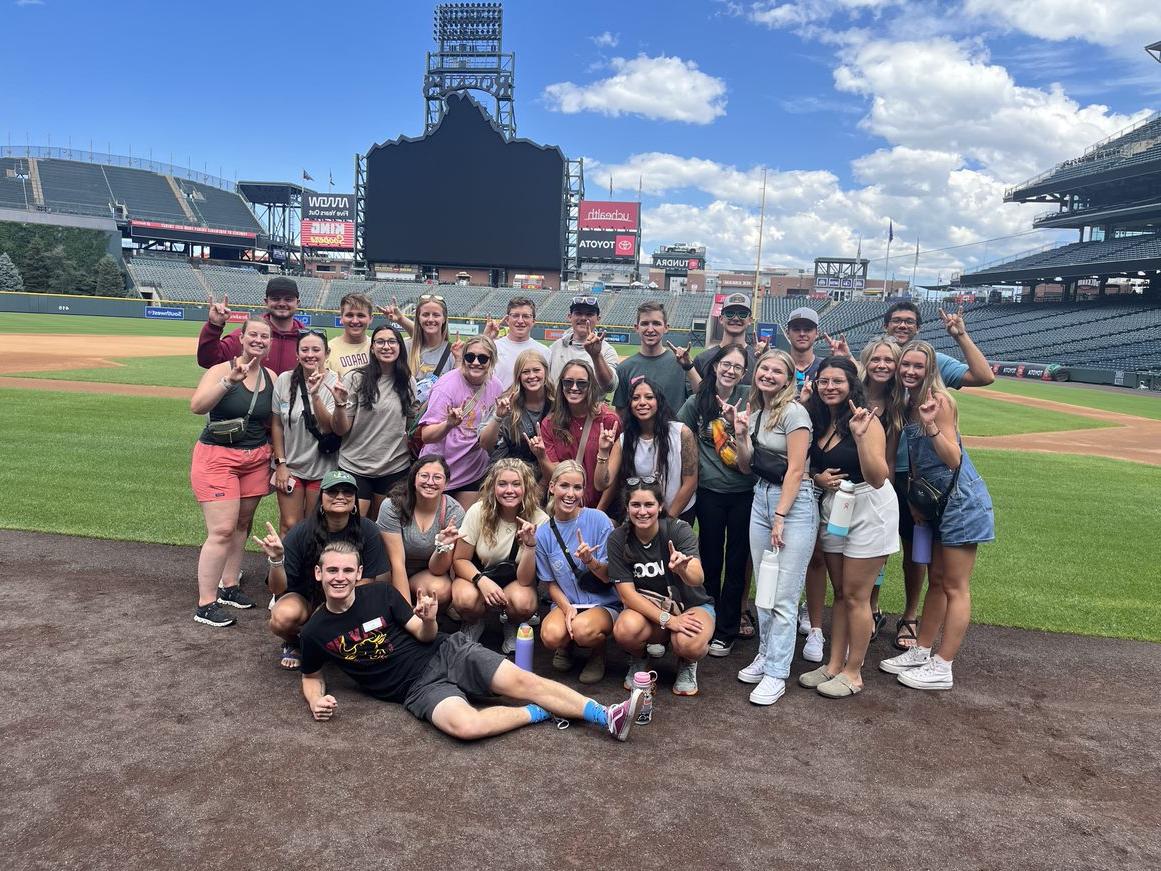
[3,310,1159,643]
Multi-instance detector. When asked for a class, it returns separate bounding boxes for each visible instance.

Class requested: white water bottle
[755,549,780,609]
[826,481,857,537]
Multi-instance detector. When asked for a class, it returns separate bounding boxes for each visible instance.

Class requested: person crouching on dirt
[298,542,645,742]
[189,317,276,628]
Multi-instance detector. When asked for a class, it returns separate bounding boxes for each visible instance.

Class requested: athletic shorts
[342,466,408,502]
[450,474,486,496]
[191,441,272,502]
[819,481,900,559]
[402,633,506,722]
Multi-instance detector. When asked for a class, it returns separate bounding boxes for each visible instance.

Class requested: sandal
[871,609,886,642]
[894,618,919,652]
[279,642,302,670]
[738,606,757,640]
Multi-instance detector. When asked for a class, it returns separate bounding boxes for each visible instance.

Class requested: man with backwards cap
[691,292,766,387]
[198,276,308,374]
[547,295,621,394]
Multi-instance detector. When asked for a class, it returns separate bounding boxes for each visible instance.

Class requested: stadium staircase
[166,176,198,223]
[27,158,44,207]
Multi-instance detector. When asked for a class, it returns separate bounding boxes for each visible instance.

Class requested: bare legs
[823,553,888,688]
[196,496,261,606]
[915,543,976,661]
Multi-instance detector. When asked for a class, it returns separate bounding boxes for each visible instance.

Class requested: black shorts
[893,471,914,542]
[402,633,506,722]
[342,467,408,502]
[450,475,486,495]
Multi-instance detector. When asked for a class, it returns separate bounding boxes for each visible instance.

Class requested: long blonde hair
[504,349,555,443]
[747,349,797,430]
[891,339,958,433]
[476,458,542,546]
[409,296,450,376]
[546,459,585,516]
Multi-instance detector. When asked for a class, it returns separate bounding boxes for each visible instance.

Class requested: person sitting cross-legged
[299,542,645,741]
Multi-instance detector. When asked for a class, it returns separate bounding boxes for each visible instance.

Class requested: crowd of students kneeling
[186,284,994,743]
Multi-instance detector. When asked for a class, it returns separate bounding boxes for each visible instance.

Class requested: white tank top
[622,421,694,514]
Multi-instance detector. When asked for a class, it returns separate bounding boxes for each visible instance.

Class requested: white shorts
[819,481,900,559]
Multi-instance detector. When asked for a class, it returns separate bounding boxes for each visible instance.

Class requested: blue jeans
[749,479,818,679]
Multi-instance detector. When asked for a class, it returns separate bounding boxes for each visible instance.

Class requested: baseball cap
[570,294,600,314]
[721,293,751,313]
[787,306,819,327]
[266,276,300,298]
[320,470,357,491]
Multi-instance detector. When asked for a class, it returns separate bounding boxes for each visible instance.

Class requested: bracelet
[219,377,232,391]
[596,455,610,463]
[926,428,940,438]
[774,511,787,518]
[433,542,454,555]
[680,362,694,372]
[267,557,284,567]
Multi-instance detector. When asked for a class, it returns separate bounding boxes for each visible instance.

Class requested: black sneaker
[217,585,256,609]
[195,602,237,627]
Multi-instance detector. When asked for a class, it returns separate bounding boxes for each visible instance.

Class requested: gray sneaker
[879,646,931,675]
[623,658,647,690]
[672,659,699,696]
[194,602,236,627]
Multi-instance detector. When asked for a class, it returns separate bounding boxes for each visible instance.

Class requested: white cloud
[963,0,1161,48]
[750,0,901,28]
[590,31,619,48]
[543,55,727,124]
[14,0,46,5]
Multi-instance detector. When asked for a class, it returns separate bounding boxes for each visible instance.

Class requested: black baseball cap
[570,295,600,314]
[265,276,300,298]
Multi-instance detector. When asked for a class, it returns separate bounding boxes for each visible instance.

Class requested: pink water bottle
[633,670,658,724]
[911,524,933,565]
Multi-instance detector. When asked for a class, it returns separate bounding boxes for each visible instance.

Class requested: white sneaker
[798,603,810,636]
[802,628,825,663]
[749,675,786,706]
[501,620,518,655]
[897,656,953,690]
[460,620,485,644]
[646,642,666,658]
[879,646,931,675]
[623,658,648,690]
[672,659,699,696]
[737,653,766,684]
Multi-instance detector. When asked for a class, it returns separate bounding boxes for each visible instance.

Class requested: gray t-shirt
[377,495,466,576]
[338,370,415,478]
[694,344,759,386]
[272,369,339,481]
[753,401,812,457]
[612,351,691,414]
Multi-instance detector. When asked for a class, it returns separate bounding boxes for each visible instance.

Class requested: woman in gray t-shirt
[377,455,465,611]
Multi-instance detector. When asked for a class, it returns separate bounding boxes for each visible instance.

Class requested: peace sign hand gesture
[227,355,258,383]
[917,389,942,427]
[939,305,967,338]
[250,521,284,561]
[667,540,693,577]
[574,529,595,567]
[665,339,693,368]
[207,292,231,327]
[848,400,876,439]
[377,296,403,323]
[598,419,617,452]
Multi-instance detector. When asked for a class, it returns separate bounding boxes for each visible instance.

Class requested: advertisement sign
[578,230,638,262]
[145,306,185,320]
[301,219,355,250]
[602,331,631,344]
[513,274,545,290]
[544,328,567,341]
[302,194,354,222]
[578,200,640,231]
[652,254,702,274]
[448,321,480,336]
[130,220,256,248]
[227,310,251,324]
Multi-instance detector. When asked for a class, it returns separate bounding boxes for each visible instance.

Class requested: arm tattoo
[680,428,696,477]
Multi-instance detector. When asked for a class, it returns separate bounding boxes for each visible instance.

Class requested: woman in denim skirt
[880,340,994,691]
[732,350,818,706]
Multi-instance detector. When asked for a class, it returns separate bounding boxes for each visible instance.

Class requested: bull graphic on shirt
[325,624,395,662]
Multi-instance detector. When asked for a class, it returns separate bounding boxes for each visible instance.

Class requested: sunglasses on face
[324,486,357,497]
[626,475,658,486]
[722,309,748,320]
[562,378,589,390]
[463,352,491,365]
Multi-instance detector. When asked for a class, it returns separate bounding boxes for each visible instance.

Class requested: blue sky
[5,0,1161,282]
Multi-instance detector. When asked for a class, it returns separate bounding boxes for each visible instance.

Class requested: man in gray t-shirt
[613,301,698,413]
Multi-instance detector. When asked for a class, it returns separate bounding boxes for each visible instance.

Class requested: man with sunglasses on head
[198,276,307,374]
[548,295,620,395]
[692,293,765,387]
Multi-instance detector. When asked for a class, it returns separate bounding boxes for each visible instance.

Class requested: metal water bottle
[755,549,781,609]
[911,523,933,565]
[633,670,658,724]
[515,623,535,671]
[826,481,857,537]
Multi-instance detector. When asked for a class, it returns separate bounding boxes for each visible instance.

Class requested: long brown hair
[550,358,602,445]
[504,349,555,443]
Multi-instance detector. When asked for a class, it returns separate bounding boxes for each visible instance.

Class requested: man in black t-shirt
[299,543,644,741]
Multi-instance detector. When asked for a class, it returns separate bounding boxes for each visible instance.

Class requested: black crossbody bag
[907,447,961,524]
[298,376,342,454]
[749,410,789,485]
[549,517,608,596]
[473,531,522,585]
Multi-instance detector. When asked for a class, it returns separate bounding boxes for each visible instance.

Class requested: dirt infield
[0,334,194,375]
[1,529,1157,871]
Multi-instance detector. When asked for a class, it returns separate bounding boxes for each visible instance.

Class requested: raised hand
[377,295,403,323]
[525,433,546,459]
[494,394,512,418]
[917,388,941,427]
[305,365,327,396]
[413,592,439,621]
[940,305,966,339]
[484,317,499,339]
[435,522,461,548]
[310,694,338,721]
[574,529,595,566]
[597,419,617,452]
[583,329,605,357]
[207,292,231,327]
[329,379,350,407]
[250,521,285,561]
[755,338,769,357]
[717,395,737,428]
[848,399,875,439]
[450,333,465,364]
[445,403,465,428]
[227,355,258,383]
[733,406,750,436]
[667,540,693,576]
[665,339,692,368]
[824,332,850,356]
[516,517,538,548]
[799,377,813,401]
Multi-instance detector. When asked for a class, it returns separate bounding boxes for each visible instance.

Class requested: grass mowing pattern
[954,390,1109,436]
[11,355,205,388]
[982,378,1161,420]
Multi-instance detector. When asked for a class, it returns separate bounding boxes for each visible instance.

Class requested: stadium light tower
[424,3,516,139]
[1147,40,1161,64]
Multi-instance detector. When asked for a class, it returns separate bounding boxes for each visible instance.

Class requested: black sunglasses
[562,378,589,390]
[323,485,357,497]
[463,352,491,365]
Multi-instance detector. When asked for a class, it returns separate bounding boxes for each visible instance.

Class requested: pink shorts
[270,471,324,494]
[191,441,273,502]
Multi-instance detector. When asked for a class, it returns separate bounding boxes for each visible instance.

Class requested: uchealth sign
[652,255,702,273]
[578,229,638,262]
[578,200,640,231]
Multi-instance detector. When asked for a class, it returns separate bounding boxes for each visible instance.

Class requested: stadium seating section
[0,158,35,209]
[968,234,1161,279]
[130,256,1160,370]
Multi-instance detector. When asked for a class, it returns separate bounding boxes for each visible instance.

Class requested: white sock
[933,654,952,670]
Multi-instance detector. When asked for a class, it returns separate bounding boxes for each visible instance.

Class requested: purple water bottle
[912,524,933,565]
[515,623,535,671]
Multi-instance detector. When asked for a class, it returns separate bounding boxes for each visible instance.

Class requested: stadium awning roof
[237,181,313,206]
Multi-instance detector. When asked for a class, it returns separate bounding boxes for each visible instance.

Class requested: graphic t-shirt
[299,582,447,702]
[377,495,467,576]
[326,335,372,378]
[606,518,712,611]
[414,342,456,405]
[282,517,390,606]
[676,388,753,494]
[534,508,618,609]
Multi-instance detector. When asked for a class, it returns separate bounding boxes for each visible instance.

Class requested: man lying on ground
[299,542,644,741]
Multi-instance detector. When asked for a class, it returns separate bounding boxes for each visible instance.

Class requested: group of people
[186,278,995,743]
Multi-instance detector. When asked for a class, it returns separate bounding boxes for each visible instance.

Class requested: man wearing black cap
[548,295,620,394]
[692,292,764,387]
[197,276,308,374]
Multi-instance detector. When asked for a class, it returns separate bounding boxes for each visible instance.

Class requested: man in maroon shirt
[197,276,307,374]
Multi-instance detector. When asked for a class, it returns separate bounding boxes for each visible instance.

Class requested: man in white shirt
[491,295,551,389]
[547,295,620,394]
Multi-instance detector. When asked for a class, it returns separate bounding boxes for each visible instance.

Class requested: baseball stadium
[1,7,1158,870]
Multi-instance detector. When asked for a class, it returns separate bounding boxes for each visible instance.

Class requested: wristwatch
[658,610,671,628]
[274,457,287,466]
[471,571,485,585]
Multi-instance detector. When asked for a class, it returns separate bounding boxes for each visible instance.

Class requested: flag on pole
[329,171,334,187]
[302,169,314,181]
[855,233,862,260]
[888,220,894,243]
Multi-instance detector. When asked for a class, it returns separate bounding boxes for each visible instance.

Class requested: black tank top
[199,371,273,449]
[809,428,865,484]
